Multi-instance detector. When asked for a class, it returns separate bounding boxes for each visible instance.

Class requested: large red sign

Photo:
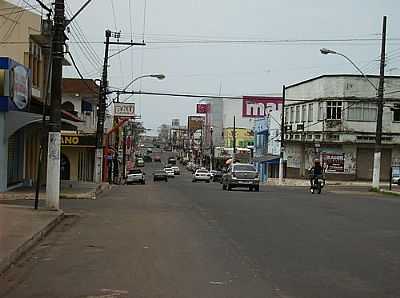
[242,96,283,118]
[197,103,210,114]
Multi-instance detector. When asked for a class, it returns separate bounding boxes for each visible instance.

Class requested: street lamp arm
[336,52,378,91]
[123,74,165,92]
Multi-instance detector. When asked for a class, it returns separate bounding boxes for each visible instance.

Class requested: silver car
[192,169,211,183]
[127,168,146,185]
[222,163,259,191]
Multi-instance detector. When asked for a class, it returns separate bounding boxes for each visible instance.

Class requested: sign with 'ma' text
[114,103,135,117]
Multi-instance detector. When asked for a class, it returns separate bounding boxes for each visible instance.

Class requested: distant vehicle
[171,166,180,175]
[153,155,161,162]
[192,169,211,183]
[210,170,223,182]
[167,157,177,165]
[146,148,153,154]
[392,168,400,185]
[153,170,168,182]
[143,155,152,162]
[164,167,175,178]
[136,158,145,167]
[126,168,146,185]
[222,163,259,192]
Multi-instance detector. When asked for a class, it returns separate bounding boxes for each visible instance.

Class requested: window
[285,108,289,124]
[318,102,324,120]
[290,106,295,123]
[348,102,377,121]
[393,108,400,122]
[326,101,342,120]
[301,105,306,122]
[295,106,300,123]
[308,104,313,122]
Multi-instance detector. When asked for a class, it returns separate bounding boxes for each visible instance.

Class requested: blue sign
[0,57,31,112]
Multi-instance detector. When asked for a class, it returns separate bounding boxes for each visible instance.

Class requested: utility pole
[94,30,111,184]
[279,85,286,185]
[210,126,214,171]
[122,124,127,183]
[372,15,387,190]
[232,116,237,162]
[46,0,65,210]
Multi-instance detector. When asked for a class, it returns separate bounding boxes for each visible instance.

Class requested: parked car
[164,167,175,178]
[146,148,153,154]
[171,166,180,175]
[143,155,152,162]
[222,163,259,191]
[127,168,146,185]
[193,169,211,183]
[136,158,145,167]
[210,170,223,182]
[153,170,168,182]
[153,155,161,162]
[167,157,177,165]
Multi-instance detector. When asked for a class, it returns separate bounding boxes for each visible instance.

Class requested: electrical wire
[67,51,99,95]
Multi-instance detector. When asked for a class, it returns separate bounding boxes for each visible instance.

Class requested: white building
[283,74,400,181]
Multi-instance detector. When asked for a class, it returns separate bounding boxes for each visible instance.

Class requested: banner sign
[188,116,204,134]
[321,152,345,173]
[197,103,210,114]
[242,96,283,118]
[114,103,135,117]
[61,134,96,147]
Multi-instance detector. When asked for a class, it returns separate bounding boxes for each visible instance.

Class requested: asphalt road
[1,153,400,298]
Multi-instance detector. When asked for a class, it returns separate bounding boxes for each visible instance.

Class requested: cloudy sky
[11,0,400,134]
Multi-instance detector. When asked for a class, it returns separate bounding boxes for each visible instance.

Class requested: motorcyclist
[309,159,324,189]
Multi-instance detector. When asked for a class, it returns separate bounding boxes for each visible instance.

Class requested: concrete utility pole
[372,16,387,190]
[232,116,236,162]
[94,30,111,184]
[210,126,214,171]
[279,85,286,185]
[46,0,64,210]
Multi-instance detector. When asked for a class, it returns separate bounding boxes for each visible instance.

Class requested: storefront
[61,133,96,182]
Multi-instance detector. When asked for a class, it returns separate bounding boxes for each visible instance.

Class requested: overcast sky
[13,0,400,134]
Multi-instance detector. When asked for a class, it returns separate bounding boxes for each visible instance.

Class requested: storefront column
[0,112,8,192]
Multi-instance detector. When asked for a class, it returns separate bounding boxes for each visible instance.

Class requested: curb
[60,183,112,200]
[0,211,65,275]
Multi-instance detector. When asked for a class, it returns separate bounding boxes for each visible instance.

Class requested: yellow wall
[0,1,41,64]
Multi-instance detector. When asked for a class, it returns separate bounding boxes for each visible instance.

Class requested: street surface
[1,152,400,298]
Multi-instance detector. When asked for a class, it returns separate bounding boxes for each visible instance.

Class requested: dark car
[167,157,177,165]
[153,170,168,182]
[222,163,259,192]
[211,170,223,182]
[143,155,152,162]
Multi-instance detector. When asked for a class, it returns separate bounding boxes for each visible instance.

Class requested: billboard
[197,103,210,114]
[114,103,135,117]
[188,116,204,134]
[242,96,283,118]
[321,152,345,173]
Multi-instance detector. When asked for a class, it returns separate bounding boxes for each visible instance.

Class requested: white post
[0,113,8,192]
[46,132,61,210]
[94,148,103,183]
[372,151,381,189]
[279,157,284,185]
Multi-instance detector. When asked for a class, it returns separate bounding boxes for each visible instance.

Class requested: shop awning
[7,111,80,138]
[252,154,280,164]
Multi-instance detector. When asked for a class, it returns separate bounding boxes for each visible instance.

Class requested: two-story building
[283,74,400,181]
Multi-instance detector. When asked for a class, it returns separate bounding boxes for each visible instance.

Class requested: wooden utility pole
[46,0,65,210]
[372,16,387,189]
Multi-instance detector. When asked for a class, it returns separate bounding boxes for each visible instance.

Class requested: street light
[320,48,378,91]
[123,74,165,92]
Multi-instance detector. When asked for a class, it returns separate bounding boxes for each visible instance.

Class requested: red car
[154,155,161,162]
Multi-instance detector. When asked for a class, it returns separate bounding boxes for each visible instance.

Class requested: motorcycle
[309,173,325,194]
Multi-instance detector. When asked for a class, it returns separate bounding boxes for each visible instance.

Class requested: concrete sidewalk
[0,204,64,274]
[0,182,112,201]
[265,178,392,187]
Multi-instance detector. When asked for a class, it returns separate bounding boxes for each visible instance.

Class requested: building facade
[283,74,400,181]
